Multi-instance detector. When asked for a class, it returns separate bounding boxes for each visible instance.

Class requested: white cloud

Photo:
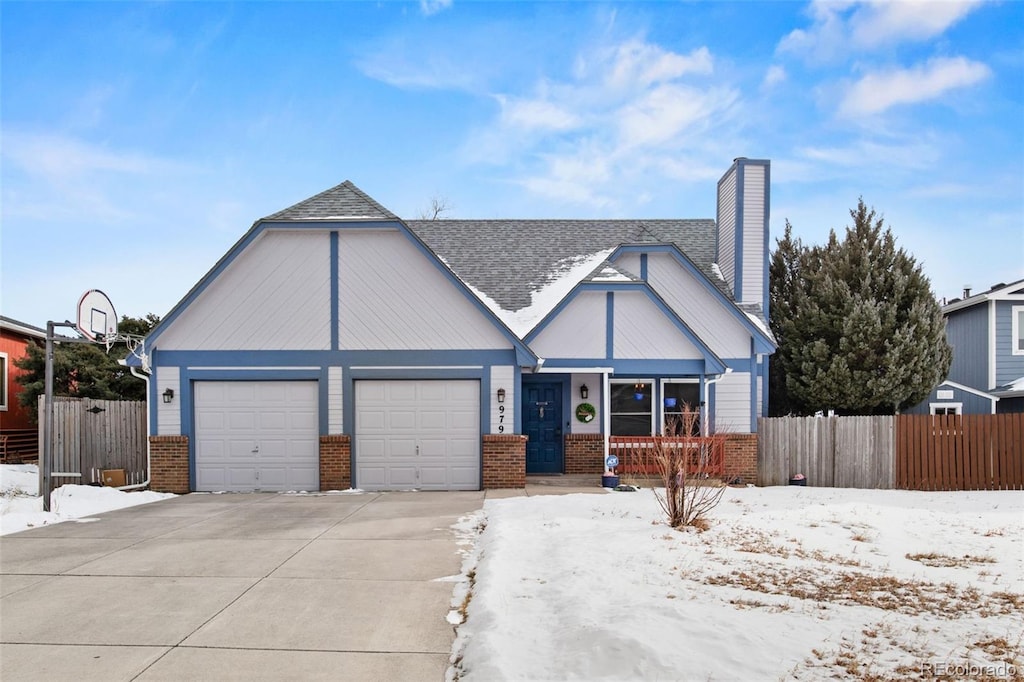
[779,0,984,60]
[419,0,452,17]
[761,65,787,90]
[603,42,713,89]
[496,95,582,132]
[616,84,738,149]
[838,56,991,117]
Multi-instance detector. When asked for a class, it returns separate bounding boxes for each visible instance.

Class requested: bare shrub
[619,409,728,529]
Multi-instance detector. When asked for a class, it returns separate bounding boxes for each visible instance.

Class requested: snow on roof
[589,265,634,282]
[743,310,772,339]
[459,249,615,337]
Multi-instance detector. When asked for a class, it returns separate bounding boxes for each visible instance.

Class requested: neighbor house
[907,279,1024,415]
[137,158,776,493]
[0,315,45,460]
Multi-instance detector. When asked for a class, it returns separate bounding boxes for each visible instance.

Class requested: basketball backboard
[76,289,118,342]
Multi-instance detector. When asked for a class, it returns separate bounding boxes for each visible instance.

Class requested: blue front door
[524,382,563,474]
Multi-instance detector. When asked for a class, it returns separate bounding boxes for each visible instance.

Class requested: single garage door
[355,380,480,491]
[194,381,319,492]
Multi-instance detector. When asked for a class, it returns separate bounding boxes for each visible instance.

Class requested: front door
[524,382,563,474]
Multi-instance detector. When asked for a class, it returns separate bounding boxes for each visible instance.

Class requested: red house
[0,315,45,461]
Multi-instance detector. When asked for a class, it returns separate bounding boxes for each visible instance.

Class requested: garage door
[355,380,479,491]
[194,381,319,492]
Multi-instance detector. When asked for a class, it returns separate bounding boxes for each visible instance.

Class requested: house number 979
[498,403,505,433]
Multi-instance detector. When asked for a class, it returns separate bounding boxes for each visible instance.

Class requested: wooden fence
[758,416,895,488]
[759,414,1023,490]
[896,413,1024,490]
[38,397,147,487]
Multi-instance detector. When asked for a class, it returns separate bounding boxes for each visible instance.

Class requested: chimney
[963,284,972,298]
[716,158,771,316]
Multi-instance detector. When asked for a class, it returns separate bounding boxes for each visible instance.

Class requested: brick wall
[482,434,526,488]
[320,435,351,491]
[565,434,604,474]
[723,434,758,485]
[150,435,190,494]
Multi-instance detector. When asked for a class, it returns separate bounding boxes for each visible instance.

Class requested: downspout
[118,362,152,491]
[703,368,733,436]
[603,370,611,465]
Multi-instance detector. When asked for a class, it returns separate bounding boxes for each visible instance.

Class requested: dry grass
[906,551,997,568]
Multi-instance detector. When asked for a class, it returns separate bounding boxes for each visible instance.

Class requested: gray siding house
[908,279,1024,415]
[135,158,775,492]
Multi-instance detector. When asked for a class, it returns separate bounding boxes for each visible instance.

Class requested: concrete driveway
[0,491,487,681]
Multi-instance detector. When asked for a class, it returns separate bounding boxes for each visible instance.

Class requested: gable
[155,230,332,351]
[612,290,704,360]
[338,229,512,351]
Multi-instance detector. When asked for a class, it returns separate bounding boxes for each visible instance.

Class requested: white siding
[328,366,343,433]
[157,231,331,350]
[717,166,737,291]
[741,164,766,306]
[531,291,607,359]
[490,365,514,435]
[647,253,751,358]
[156,366,181,436]
[715,371,751,434]
[612,291,702,359]
[616,253,642,278]
[339,230,509,350]
[571,373,601,435]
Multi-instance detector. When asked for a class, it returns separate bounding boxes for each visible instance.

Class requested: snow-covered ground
[448,486,1024,681]
[0,464,175,535]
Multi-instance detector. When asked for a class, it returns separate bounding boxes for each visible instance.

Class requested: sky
[2,0,1022,329]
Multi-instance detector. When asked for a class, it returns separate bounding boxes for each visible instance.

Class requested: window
[663,380,701,435]
[929,403,961,416]
[0,352,7,411]
[1013,306,1024,355]
[611,380,653,436]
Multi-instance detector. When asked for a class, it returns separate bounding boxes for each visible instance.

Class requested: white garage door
[194,381,319,492]
[355,380,480,491]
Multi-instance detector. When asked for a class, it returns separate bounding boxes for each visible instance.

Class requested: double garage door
[194,379,480,492]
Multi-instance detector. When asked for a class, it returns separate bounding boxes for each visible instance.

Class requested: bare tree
[418,195,452,220]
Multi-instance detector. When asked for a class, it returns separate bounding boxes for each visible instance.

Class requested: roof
[992,376,1024,398]
[943,278,1024,314]
[407,219,719,313]
[263,180,399,221]
[0,315,47,339]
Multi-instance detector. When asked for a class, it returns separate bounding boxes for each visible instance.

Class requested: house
[138,158,776,493]
[0,316,46,460]
[907,279,1024,415]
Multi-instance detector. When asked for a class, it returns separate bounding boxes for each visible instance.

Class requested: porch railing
[610,436,725,477]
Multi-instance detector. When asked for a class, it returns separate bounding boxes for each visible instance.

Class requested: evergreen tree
[769,200,950,415]
[14,314,160,421]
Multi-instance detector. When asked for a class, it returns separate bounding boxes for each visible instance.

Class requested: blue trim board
[541,358,711,374]
[156,348,519,368]
[330,231,339,350]
[606,292,614,359]
[513,365,523,433]
[640,253,648,280]
[750,363,758,432]
[734,162,745,301]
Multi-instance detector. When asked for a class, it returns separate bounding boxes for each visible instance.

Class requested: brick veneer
[150,435,190,494]
[723,434,758,485]
[319,435,351,491]
[565,434,604,474]
[482,434,527,488]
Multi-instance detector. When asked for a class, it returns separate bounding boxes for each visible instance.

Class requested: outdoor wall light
[162,388,175,404]
[497,388,506,403]
[580,384,589,400]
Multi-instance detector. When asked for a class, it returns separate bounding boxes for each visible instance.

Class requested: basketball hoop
[77,289,118,343]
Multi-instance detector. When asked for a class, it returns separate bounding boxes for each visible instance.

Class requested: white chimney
[716,158,771,316]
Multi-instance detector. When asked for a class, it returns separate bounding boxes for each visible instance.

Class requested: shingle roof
[263,180,399,221]
[407,219,719,312]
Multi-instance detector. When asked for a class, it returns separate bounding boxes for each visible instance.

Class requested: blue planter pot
[602,475,620,488]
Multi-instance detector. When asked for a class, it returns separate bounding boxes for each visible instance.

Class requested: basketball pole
[41,320,94,512]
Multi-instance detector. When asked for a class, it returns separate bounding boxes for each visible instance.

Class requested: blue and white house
[139,158,776,492]
[908,279,1024,416]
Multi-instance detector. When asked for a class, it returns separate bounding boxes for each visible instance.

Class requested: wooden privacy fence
[759,414,1024,490]
[758,416,895,488]
[896,413,1024,490]
[38,397,147,486]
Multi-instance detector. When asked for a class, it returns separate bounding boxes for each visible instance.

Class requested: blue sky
[2,0,1022,329]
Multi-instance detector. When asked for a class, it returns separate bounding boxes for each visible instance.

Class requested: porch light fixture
[580,384,589,400]
[497,388,506,403]
[162,388,175,404]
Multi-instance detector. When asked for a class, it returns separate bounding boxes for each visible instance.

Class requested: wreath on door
[575,402,596,423]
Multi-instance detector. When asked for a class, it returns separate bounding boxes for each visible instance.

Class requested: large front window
[610,381,653,435]
[663,380,700,435]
